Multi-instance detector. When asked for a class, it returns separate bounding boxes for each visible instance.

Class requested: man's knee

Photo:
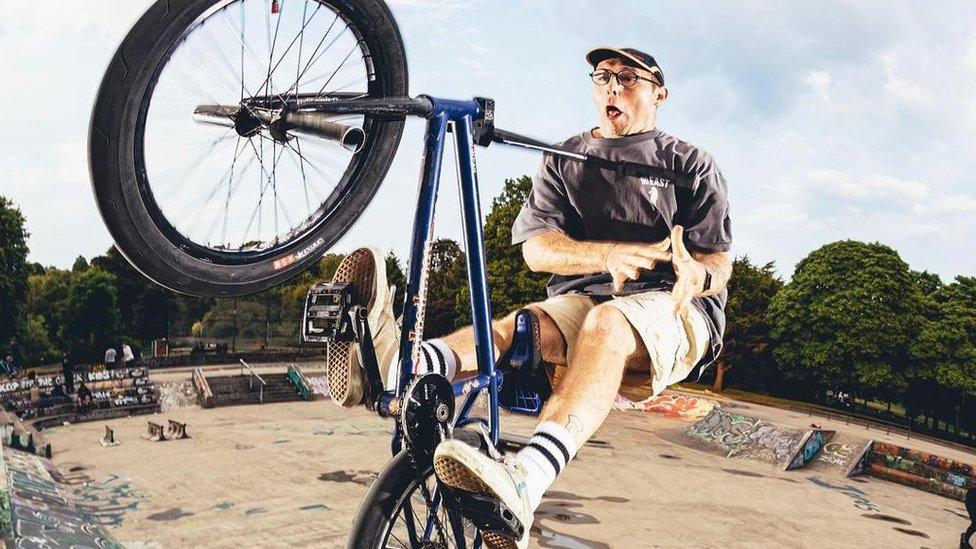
[578,304,638,353]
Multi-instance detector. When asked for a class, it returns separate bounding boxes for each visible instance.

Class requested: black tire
[89,0,407,297]
[350,450,476,548]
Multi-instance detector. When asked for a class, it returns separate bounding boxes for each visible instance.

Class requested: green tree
[423,238,466,338]
[767,240,919,404]
[0,196,30,354]
[711,257,783,393]
[26,268,72,343]
[456,176,549,326]
[18,314,58,364]
[910,276,976,435]
[62,267,121,361]
[91,247,173,345]
[71,255,89,272]
[386,250,407,319]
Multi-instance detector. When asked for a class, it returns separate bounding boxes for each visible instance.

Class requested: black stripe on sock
[428,342,448,376]
[527,442,562,476]
[535,432,571,465]
[420,346,435,375]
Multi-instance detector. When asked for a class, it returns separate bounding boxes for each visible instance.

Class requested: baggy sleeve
[678,153,732,253]
[511,152,576,245]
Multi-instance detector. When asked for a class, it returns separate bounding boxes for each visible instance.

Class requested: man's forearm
[693,251,732,296]
[521,231,615,276]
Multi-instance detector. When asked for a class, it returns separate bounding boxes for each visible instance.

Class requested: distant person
[76,382,93,413]
[61,350,74,394]
[104,346,117,369]
[1,354,18,377]
[27,371,40,403]
[121,341,135,368]
[963,488,976,549]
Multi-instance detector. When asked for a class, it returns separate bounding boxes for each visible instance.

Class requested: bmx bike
[89,1,666,546]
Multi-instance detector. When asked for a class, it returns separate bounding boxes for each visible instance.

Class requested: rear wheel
[89,0,408,296]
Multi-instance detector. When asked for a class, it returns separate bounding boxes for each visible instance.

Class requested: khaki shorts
[532,291,709,398]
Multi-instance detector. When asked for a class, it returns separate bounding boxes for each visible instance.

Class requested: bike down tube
[390,111,449,455]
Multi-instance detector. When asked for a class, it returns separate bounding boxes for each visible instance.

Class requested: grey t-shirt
[511,128,732,369]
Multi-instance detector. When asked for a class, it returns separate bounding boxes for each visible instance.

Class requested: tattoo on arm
[565,414,584,437]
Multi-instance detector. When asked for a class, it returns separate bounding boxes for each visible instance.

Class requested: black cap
[586,46,664,86]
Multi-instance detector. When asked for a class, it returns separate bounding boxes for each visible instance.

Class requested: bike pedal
[443,488,524,540]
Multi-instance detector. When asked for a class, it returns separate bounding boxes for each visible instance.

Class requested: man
[76,382,94,413]
[328,46,732,548]
[61,349,75,394]
[121,341,135,368]
[104,346,117,370]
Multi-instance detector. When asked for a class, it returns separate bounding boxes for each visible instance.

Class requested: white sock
[384,339,458,389]
[515,421,578,510]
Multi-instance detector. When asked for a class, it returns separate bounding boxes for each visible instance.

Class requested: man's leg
[539,304,644,442]
[439,305,570,375]
[389,293,594,385]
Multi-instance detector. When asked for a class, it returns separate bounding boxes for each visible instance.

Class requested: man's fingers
[671,225,691,261]
[612,271,627,293]
[649,237,671,251]
[627,256,661,272]
[632,248,672,262]
[671,280,693,316]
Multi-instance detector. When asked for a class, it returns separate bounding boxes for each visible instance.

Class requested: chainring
[400,373,456,455]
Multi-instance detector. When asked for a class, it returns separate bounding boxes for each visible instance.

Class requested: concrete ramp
[686,408,805,467]
[800,436,872,477]
[866,441,975,501]
[1,444,124,547]
[785,429,834,471]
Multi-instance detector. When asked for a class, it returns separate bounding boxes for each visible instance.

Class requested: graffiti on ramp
[686,408,804,466]
[786,429,834,471]
[614,393,718,420]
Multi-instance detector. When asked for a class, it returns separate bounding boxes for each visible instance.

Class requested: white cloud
[803,70,831,102]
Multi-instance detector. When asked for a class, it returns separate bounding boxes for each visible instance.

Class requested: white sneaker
[326,247,400,407]
[433,439,533,549]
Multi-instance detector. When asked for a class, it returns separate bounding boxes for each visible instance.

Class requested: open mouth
[606,105,623,120]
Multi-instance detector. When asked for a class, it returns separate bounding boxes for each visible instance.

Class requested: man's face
[592,57,667,137]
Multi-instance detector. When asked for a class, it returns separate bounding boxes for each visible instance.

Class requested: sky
[1,0,975,282]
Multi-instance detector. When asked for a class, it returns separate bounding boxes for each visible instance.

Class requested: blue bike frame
[389,97,501,454]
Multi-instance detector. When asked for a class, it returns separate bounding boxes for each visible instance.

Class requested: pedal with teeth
[441,487,525,540]
[303,282,357,343]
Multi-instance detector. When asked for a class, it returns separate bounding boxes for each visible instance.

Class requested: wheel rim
[381,473,479,548]
[134,0,389,265]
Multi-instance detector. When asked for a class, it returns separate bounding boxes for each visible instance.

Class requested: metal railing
[286,364,312,400]
[238,359,267,403]
[191,368,214,407]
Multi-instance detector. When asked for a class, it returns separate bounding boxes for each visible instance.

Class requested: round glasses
[590,68,659,88]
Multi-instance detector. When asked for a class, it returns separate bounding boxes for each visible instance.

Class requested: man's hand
[670,225,709,316]
[606,239,672,293]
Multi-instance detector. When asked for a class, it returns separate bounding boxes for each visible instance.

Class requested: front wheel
[350,450,478,549]
[89,0,408,297]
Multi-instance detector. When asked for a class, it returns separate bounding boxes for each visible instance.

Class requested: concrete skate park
[0,361,972,548]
